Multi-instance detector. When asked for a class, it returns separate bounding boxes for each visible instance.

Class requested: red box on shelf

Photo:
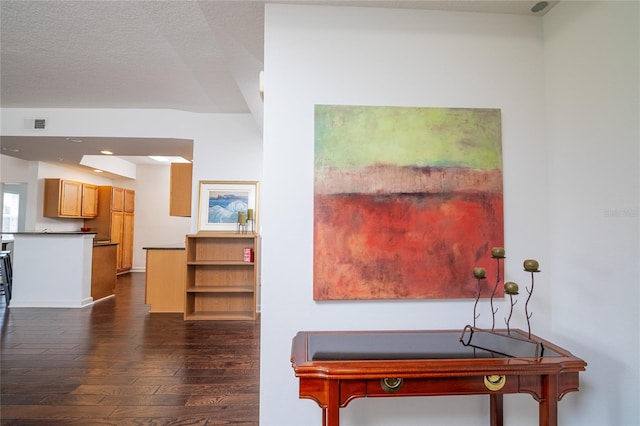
[243,248,254,262]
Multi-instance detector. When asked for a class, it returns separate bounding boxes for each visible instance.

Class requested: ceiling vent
[24,118,47,130]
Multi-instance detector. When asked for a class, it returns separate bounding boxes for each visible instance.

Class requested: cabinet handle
[484,375,506,391]
[380,378,403,393]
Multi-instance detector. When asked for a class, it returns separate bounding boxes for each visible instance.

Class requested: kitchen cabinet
[84,186,135,273]
[91,243,117,301]
[43,179,98,218]
[184,233,258,320]
[170,162,192,217]
[82,184,99,217]
[112,187,125,211]
[121,211,134,270]
[144,246,186,313]
[111,187,135,213]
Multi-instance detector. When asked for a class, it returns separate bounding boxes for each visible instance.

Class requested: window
[2,192,20,233]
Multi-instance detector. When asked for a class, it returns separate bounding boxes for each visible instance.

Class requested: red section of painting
[313,191,504,300]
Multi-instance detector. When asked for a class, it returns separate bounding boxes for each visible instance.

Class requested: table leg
[489,393,504,426]
[539,374,559,426]
[323,379,340,426]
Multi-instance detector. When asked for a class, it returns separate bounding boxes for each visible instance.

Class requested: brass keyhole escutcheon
[484,375,506,391]
[381,378,403,393]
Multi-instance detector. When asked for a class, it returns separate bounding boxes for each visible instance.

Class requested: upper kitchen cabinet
[111,187,135,213]
[43,178,98,218]
[124,188,135,213]
[170,163,192,217]
[82,184,99,217]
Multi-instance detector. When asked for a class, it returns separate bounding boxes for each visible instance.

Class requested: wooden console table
[290,329,586,426]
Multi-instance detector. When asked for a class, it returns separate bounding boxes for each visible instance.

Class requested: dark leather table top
[307,330,558,361]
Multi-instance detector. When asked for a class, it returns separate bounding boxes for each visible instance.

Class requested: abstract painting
[314,105,503,300]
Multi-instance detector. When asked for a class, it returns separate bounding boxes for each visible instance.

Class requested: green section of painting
[315,105,502,170]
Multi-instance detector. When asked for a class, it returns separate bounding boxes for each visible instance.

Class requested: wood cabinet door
[110,212,124,270]
[170,163,192,217]
[121,213,134,270]
[112,187,125,212]
[60,180,82,216]
[124,189,135,213]
[81,184,99,217]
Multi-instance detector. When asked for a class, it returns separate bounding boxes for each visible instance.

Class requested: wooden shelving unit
[184,232,258,320]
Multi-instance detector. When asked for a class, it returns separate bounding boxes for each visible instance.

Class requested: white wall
[189,113,263,234]
[33,161,114,232]
[262,5,551,425]
[0,109,263,269]
[1,155,30,234]
[0,159,116,233]
[544,2,639,425]
[0,156,191,269]
[117,165,190,271]
[1,155,30,182]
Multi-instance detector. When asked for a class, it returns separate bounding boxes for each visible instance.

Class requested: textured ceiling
[0,0,265,113]
[0,0,556,176]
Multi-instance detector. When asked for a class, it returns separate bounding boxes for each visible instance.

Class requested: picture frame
[196,180,259,233]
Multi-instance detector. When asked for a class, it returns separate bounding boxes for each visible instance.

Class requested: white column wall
[262,5,549,425]
[544,2,640,425]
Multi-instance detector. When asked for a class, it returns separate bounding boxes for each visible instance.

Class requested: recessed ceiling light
[65,137,84,143]
[148,156,191,163]
[94,169,103,173]
[531,1,548,12]
[100,150,114,155]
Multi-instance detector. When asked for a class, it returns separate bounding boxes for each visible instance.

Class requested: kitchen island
[9,232,96,308]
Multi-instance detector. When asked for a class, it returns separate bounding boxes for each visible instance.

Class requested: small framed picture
[196,180,259,232]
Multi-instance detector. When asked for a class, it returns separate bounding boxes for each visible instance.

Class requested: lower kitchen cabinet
[91,243,118,301]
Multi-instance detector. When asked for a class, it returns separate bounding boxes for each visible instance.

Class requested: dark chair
[0,251,12,306]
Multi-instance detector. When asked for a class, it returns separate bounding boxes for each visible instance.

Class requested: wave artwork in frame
[197,180,259,232]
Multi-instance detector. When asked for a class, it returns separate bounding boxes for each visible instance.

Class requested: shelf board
[190,232,257,239]
[184,310,256,321]
[187,260,254,266]
[186,285,254,293]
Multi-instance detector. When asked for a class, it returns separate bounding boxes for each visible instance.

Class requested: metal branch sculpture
[523,259,540,339]
[472,267,487,327]
[503,281,519,335]
[489,247,505,331]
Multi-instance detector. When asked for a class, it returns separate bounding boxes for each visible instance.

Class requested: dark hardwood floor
[0,273,260,425]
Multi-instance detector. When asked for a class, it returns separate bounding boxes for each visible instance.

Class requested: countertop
[94,241,118,247]
[5,231,98,235]
[143,243,185,250]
